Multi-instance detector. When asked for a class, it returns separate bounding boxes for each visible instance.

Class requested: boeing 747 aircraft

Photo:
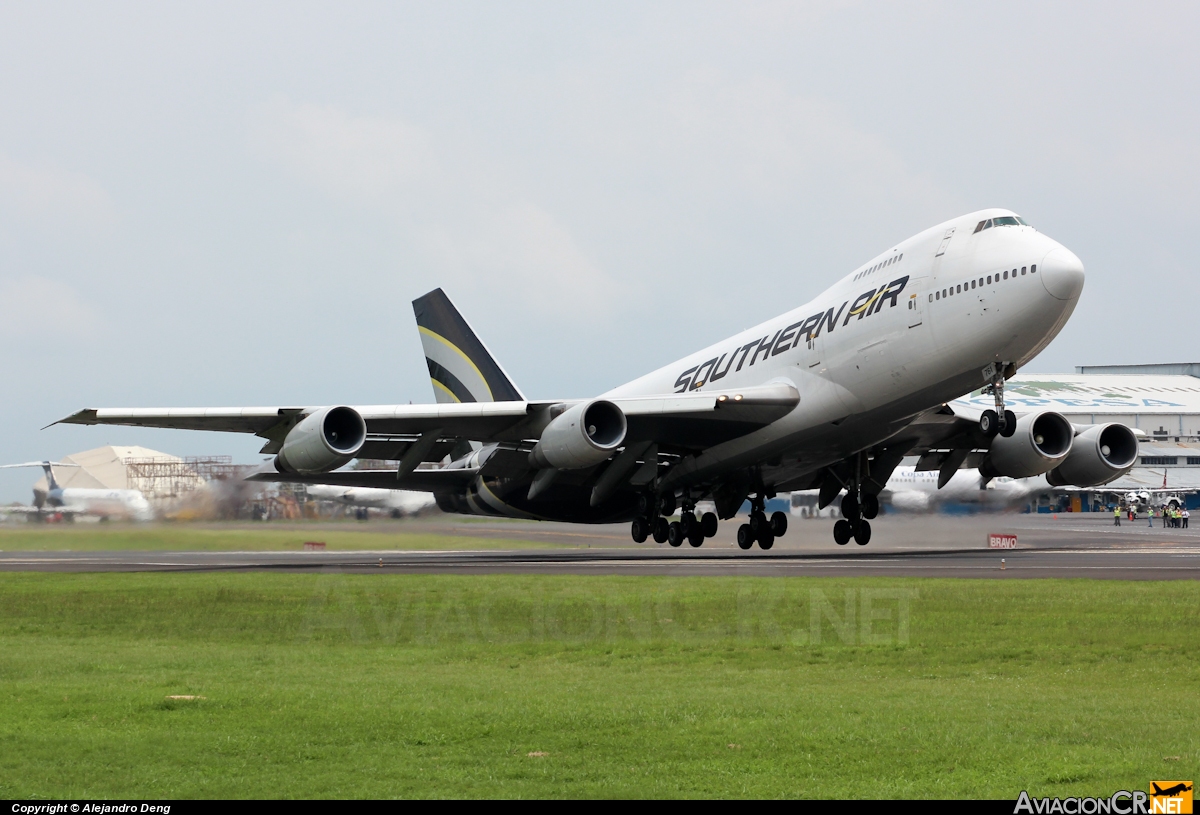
[58,209,1135,548]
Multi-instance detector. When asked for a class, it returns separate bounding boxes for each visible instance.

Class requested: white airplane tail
[0,460,81,491]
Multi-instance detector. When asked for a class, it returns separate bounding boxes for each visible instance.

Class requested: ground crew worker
[1113,505,1121,526]
[1184,508,1190,529]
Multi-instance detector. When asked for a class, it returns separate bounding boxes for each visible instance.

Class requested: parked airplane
[58,209,1128,548]
[303,484,436,518]
[0,461,154,521]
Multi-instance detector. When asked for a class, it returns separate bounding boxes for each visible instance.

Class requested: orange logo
[1150,782,1193,814]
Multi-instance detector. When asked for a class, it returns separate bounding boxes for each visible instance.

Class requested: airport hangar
[950,362,1200,511]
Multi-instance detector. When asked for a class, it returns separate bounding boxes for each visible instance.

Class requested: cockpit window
[1015,216,1031,226]
[992,216,1020,227]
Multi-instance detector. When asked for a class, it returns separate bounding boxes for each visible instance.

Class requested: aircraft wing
[58,383,799,459]
[246,467,479,491]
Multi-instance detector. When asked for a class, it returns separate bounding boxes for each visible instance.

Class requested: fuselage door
[934,227,955,257]
[906,290,923,329]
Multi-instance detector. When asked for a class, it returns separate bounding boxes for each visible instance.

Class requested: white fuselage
[304,484,435,515]
[603,208,1084,492]
[44,487,155,521]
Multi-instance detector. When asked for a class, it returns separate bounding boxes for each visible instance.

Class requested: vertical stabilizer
[412,289,525,404]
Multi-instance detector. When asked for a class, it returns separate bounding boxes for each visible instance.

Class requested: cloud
[250,99,438,200]
[0,276,103,340]
[250,98,617,318]
[0,153,118,232]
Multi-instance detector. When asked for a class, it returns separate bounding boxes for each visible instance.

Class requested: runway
[2,513,1199,578]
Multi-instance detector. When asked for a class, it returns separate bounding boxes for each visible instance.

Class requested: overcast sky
[1,1,1197,501]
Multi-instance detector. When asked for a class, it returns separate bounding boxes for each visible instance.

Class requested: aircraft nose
[1039,247,1085,301]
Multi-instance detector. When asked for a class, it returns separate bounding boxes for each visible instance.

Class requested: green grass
[0,573,1197,798]
[0,524,553,552]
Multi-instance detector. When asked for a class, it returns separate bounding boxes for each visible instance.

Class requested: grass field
[0,523,552,552]
[0,573,1197,798]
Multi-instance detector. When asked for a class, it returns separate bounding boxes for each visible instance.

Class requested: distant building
[1075,362,1200,377]
[32,445,207,505]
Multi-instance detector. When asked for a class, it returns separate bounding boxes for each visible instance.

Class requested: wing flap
[248,467,478,492]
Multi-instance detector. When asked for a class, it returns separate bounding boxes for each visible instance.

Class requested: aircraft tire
[980,409,999,437]
[631,517,649,543]
[854,519,872,546]
[770,510,788,537]
[758,529,775,550]
[700,512,718,538]
[667,522,684,547]
[861,493,879,520]
[658,493,676,517]
[833,519,852,545]
[687,526,705,547]
[841,493,860,521]
[636,494,653,516]
[652,517,669,543]
[749,510,766,532]
[737,524,754,550]
[1000,409,1018,437]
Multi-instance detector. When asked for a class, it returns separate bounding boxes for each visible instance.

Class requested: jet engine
[275,406,367,474]
[1045,423,1139,487]
[529,399,627,470]
[980,410,1074,479]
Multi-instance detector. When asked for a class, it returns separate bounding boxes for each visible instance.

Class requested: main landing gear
[980,362,1017,439]
[832,489,876,546]
[830,454,879,546]
[736,494,788,551]
[630,492,718,548]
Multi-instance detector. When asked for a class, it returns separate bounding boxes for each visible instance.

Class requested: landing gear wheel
[657,493,676,517]
[700,512,718,538]
[667,521,684,547]
[833,519,852,546]
[630,517,649,543]
[737,524,754,550]
[749,510,766,532]
[636,494,653,516]
[652,517,669,543]
[853,519,872,546]
[980,409,999,438]
[758,529,775,550]
[687,526,705,547]
[1000,409,1018,437]
[841,493,860,521]
[860,493,879,520]
[770,511,788,537]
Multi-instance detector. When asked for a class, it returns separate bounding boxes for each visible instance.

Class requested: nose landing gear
[981,362,1017,438]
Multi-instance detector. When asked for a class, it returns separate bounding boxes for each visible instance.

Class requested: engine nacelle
[980,411,1074,479]
[275,406,367,474]
[1045,423,1139,487]
[529,399,627,470]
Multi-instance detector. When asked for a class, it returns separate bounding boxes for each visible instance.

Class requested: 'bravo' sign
[988,533,1017,549]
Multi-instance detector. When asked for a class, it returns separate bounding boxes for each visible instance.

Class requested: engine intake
[530,399,627,470]
[1046,423,1138,487]
[275,406,367,474]
[981,410,1074,479]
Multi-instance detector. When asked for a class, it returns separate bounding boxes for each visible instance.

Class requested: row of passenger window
[853,252,903,281]
[928,264,1036,302]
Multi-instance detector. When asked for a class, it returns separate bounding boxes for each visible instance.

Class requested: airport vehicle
[0,461,154,521]
[59,209,1127,548]
[303,484,435,518]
